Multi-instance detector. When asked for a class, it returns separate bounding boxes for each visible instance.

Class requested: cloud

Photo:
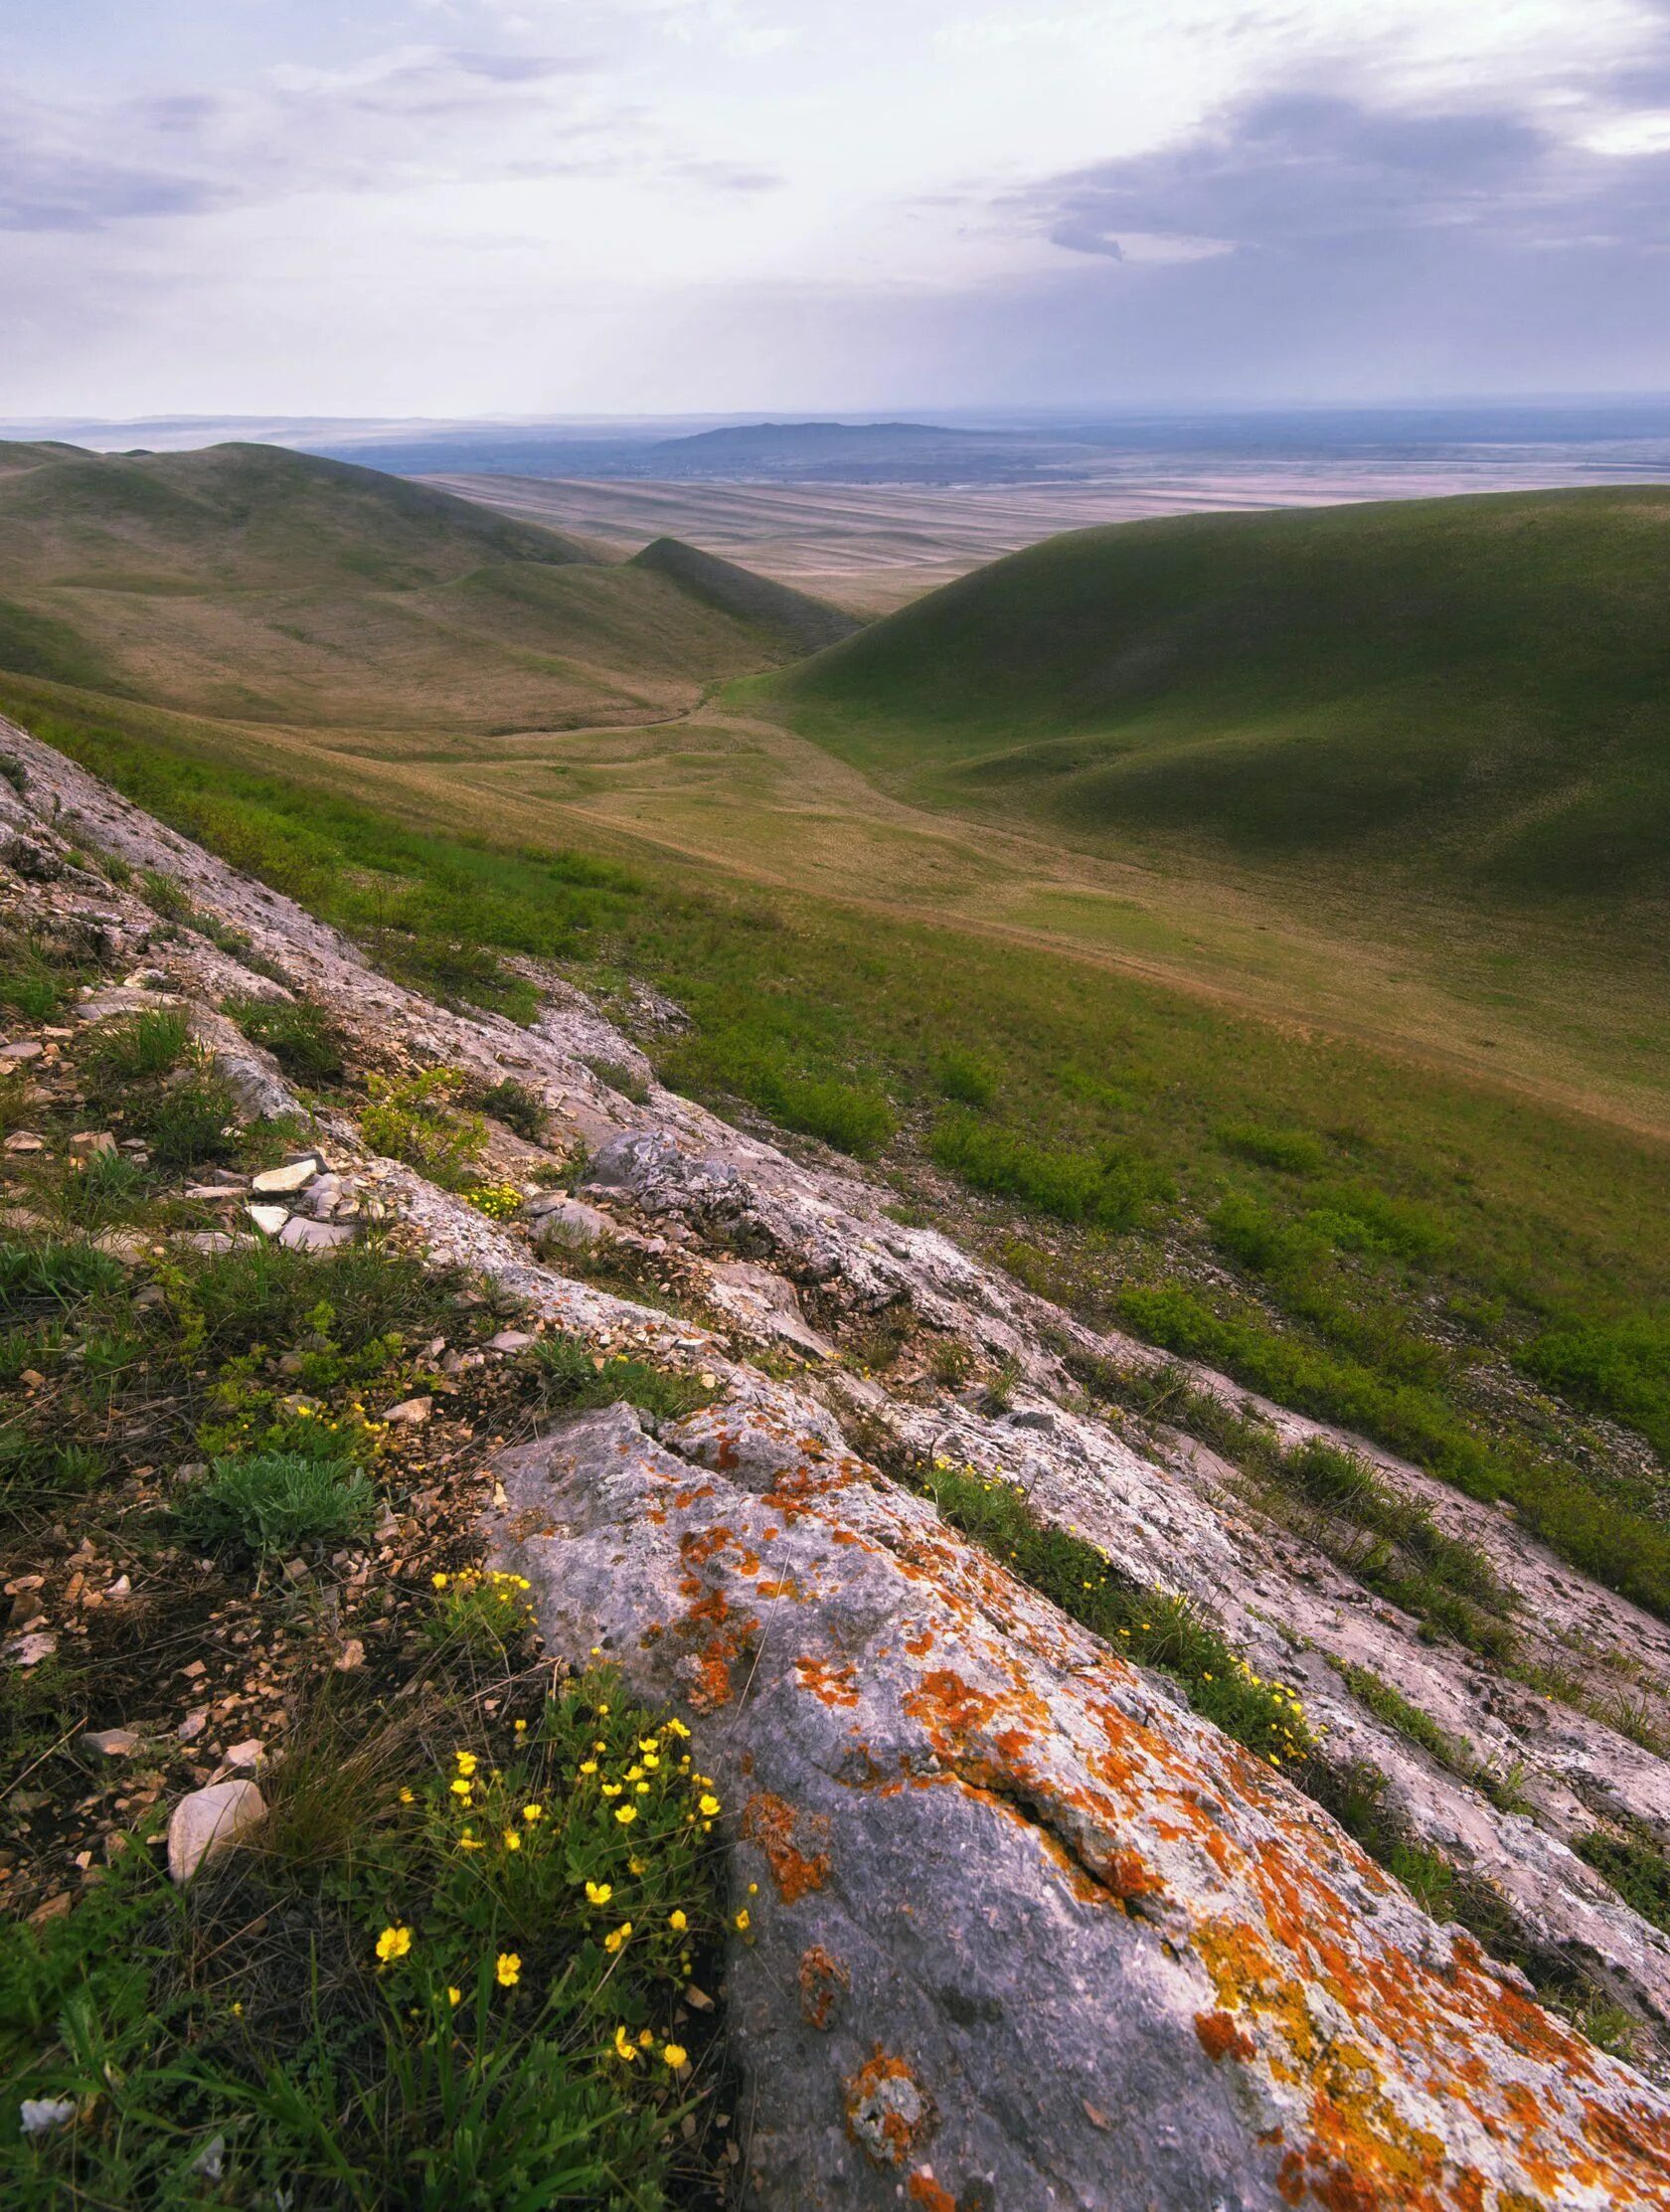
[1017,86,1670,265]
[0,45,614,234]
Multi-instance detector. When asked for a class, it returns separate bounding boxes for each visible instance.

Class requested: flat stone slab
[251,1152,327,1195]
[278,1215,353,1251]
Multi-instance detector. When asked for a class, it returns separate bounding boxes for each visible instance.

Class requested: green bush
[930,1114,1148,1229]
[933,1048,997,1108]
[174,1452,378,1555]
[1216,1121,1329,1174]
[0,1237,127,1313]
[360,1066,487,1187]
[1577,1827,1670,1936]
[1520,1318,1670,1459]
[227,996,347,1087]
[474,1078,548,1142]
[756,1070,895,1157]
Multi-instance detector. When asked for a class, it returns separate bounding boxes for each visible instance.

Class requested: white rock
[2,1131,44,1153]
[5,1631,56,1667]
[84,1727,140,1757]
[166,1779,266,1884]
[278,1215,353,1251]
[382,1395,431,1425]
[487,1329,536,1352]
[225,1739,264,1772]
[247,1203,289,1236]
[250,1152,326,1195]
[0,1040,43,1063]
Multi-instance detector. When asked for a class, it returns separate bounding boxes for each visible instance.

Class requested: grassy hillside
[0,439,813,733]
[764,487,1670,907]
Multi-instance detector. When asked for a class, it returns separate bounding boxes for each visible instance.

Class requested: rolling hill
[0,439,830,735]
[764,487,1670,908]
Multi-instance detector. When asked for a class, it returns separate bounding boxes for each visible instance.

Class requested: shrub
[1520,1318,1670,1459]
[930,1114,1148,1229]
[174,1452,378,1555]
[1216,1121,1329,1174]
[754,1070,894,1157]
[360,1066,486,1187]
[933,1048,997,1108]
[143,1056,242,1168]
[1577,1827,1670,1936]
[474,1078,548,1142]
[228,996,347,1086]
[582,1056,651,1107]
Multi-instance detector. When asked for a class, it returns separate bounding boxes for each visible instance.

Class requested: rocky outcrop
[5,712,1670,2206]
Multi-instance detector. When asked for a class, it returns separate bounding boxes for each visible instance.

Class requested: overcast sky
[5,0,1670,417]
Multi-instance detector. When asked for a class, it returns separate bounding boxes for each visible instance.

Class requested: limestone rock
[247,1203,288,1236]
[251,1152,327,1195]
[529,1195,612,1251]
[489,1401,1670,2209]
[166,1780,265,1884]
[278,1214,352,1251]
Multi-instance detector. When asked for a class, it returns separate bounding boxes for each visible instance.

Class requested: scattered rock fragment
[83,1728,140,1758]
[250,1152,326,1195]
[247,1203,289,1236]
[383,1395,432,1426]
[3,1130,44,1153]
[1,1040,44,1063]
[278,1215,352,1251]
[166,1780,266,1884]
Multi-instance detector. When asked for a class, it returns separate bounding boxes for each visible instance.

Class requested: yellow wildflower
[375,1926,413,1964]
[662,2042,688,2070]
[669,1909,688,1932]
[450,1778,473,1800]
[614,1804,637,1825]
[503,1829,522,1851]
[455,1752,478,1777]
[699,1793,721,1818]
[447,1986,462,2008]
[612,2025,637,2063]
[523,1803,545,1824]
[580,1760,598,1776]
[431,1572,449,1590]
[603,1921,633,1955]
[584,1880,613,1907]
[601,1783,622,1798]
[495,1953,521,1987]
[735,1909,751,1933]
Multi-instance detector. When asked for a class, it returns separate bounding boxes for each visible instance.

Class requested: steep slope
[5,717,1670,2205]
[766,486,1670,907]
[627,535,862,652]
[0,439,811,734]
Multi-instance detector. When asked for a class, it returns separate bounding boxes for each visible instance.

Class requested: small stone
[225,1739,264,1772]
[250,1153,326,1195]
[0,1040,43,1063]
[68,1130,116,1155]
[84,1728,140,1757]
[105,1574,130,1601]
[382,1396,432,1425]
[178,1709,209,1744]
[191,2134,227,2182]
[278,1215,353,1251]
[5,1631,56,1668]
[333,1638,366,1672]
[174,1231,244,1255]
[3,1131,44,1153]
[247,1204,289,1236]
[487,1329,535,1352]
[166,1780,266,1884]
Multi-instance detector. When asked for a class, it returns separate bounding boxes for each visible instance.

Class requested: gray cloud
[1022,86,1670,262]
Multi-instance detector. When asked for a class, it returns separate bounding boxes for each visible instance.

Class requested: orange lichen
[845,2048,936,2170]
[1195,2010,1256,2065]
[741,1789,833,1904]
[906,2174,957,2211]
[798,1943,851,2029]
[795,1654,860,1707]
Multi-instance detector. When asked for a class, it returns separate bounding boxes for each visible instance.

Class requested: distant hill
[0,440,815,733]
[627,537,861,653]
[765,487,1670,908]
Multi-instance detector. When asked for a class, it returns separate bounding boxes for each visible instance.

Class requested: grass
[174,1451,380,1556]
[528,1335,717,1428]
[0,1667,725,2209]
[227,996,348,1087]
[1576,1825,1670,1937]
[360,1067,489,1188]
[6,533,1669,1624]
[764,487,1670,912]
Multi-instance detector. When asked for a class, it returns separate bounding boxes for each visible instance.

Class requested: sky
[4,0,1670,417]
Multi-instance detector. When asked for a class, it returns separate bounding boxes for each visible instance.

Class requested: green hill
[765,487,1670,907]
[0,440,816,733]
